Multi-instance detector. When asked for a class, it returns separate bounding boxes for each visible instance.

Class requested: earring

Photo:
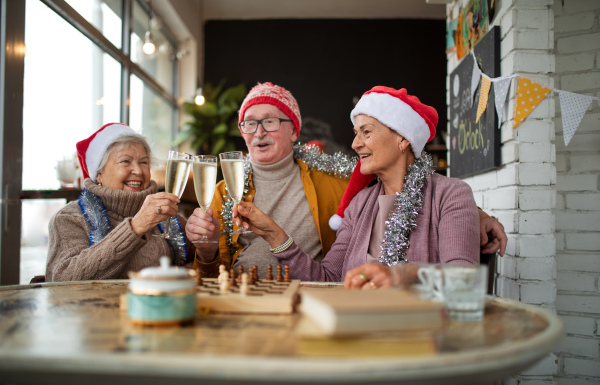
[98,182,102,187]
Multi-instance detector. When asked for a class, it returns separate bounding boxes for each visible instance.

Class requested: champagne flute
[219,151,251,235]
[191,155,218,244]
[154,151,192,239]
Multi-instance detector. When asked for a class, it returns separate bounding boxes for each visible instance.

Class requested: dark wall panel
[204,19,446,154]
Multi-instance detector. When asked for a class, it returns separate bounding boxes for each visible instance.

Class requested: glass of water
[440,264,488,321]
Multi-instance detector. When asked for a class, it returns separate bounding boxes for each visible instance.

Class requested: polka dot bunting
[558,90,594,146]
[513,78,552,128]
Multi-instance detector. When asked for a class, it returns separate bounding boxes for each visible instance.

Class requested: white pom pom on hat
[329,86,438,231]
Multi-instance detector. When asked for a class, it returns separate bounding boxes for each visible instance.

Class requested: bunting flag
[513,78,552,128]
[470,60,482,107]
[493,76,512,126]
[557,90,595,146]
[476,75,492,123]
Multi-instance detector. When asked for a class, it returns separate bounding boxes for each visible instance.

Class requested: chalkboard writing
[449,26,500,178]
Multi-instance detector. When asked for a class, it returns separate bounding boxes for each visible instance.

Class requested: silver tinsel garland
[221,144,357,257]
[78,188,189,265]
[378,153,434,266]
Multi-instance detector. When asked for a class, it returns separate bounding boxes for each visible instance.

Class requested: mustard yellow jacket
[195,159,349,277]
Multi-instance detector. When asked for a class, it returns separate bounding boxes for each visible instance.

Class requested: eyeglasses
[238,117,292,134]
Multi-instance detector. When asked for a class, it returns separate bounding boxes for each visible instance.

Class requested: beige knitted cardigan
[46,179,191,282]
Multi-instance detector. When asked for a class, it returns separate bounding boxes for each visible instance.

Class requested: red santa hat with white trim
[76,123,139,182]
[328,86,438,231]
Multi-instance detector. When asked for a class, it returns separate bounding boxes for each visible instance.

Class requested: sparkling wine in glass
[192,155,218,244]
[154,151,192,239]
[219,151,251,235]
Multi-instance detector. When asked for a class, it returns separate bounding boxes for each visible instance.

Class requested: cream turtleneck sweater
[46,179,187,281]
[235,152,322,277]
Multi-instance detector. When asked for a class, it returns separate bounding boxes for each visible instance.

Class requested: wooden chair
[30,275,46,284]
[480,252,497,295]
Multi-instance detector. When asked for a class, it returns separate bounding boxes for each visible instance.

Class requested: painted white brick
[514,52,555,73]
[506,234,518,256]
[556,253,600,273]
[518,257,556,280]
[565,233,600,251]
[566,193,600,211]
[517,120,554,143]
[557,336,599,359]
[521,354,559,375]
[564,0,600,13]
[556,112,600,134]
[570,154,600,174]
[560,315,596,336]
[499,255,518,279]
[557,378,600,385]
[555,13,595,33]
[514,380,556,385]
[520,188,556,210]
[515,9,552,30]
[556,212,600,231]
[555,231,565,251]
[497,276,519,299]
[561,72,600,93]
[527,98,554,120]
[473,171,498,191]
[501,123,517,143]
[556,294,600,313]
[557,32,600,54]
[498,163,518,186]
[486,187,519,209]
[519,143,554,163]
[502,141,519,164]
[518,234,556,257]
[521,281,557,304]
[556,53,595,72]
[496,210,519,233]
[564,357,600,377]
[555,153,567,174]
[472,191,484,208]
[519,211,555,234]
[598,52,600,69]
[556,272,596,292]
[556,175,598,192]
[519,163,556,186]
[511,29,554,50]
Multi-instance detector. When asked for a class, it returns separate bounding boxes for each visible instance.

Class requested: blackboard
[449,26,500,178]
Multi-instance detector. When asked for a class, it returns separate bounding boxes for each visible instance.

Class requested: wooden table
[0,281,563,385]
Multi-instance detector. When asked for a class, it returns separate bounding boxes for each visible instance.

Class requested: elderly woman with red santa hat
[233,86,480,288]
[46,123,197,282]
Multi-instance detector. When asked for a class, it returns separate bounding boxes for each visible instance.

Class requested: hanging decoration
[513,78,552,128]
[557,90,596,146]
[493,76,512,125]
[476,75,492,123]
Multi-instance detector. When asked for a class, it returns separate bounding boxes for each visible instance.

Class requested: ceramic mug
[417,265,443,301]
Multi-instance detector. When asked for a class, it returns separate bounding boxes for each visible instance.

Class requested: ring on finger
[359,273,368,283]
[369,281,377,289]
[157,206,162,214]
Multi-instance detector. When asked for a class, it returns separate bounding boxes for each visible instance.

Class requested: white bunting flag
[470,59,481,107]
[558,90,595,146]
[493,76,512,126]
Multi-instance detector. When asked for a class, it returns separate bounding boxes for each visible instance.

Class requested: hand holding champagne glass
[219,151,251,235]
[191,155,218,243]
[154,151,192,239]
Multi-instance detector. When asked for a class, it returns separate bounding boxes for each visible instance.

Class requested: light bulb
[195,88,205,105]
[143,31,155,55]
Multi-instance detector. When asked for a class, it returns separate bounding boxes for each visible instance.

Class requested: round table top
[0,280,563,385]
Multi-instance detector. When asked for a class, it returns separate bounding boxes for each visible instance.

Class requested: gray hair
[96,134,154,176]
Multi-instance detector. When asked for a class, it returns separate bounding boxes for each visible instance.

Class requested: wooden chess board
[197,278,301,314]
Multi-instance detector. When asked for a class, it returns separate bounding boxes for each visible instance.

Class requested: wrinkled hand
[479,211,507,257]
[185,208,220,261]
[344,263,394,290]
[131,192,180,237]
[234,202,287,248]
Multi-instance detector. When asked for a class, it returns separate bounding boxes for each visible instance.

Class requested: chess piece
[230,269,238,288]
[218,265,227,284]
[284,265,291,283]
[240,273,249,296]
[195,268,203,286]
[253,265,259,282]
[238,266,244,283]
[248,267,255,286]
[266,265,273,281]
[219,270,229,288]
[276,265,283,282]
[220,279,230,292]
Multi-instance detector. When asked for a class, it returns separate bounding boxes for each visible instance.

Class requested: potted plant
[176,79,247,155]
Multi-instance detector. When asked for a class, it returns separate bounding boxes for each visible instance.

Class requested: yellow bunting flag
[476,76,492,123]
[513,78,552,128]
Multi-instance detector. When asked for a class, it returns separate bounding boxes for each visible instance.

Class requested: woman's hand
[185,208,220,261]
[344,263,420,290]
[233,202,288,249]
[131,192,180,237]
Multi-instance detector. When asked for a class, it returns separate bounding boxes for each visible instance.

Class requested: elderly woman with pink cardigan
[233,86,480,288]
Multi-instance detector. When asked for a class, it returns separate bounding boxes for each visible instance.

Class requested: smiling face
[96,142,151,191]
[351,114,409,176]
[241,104,297,165]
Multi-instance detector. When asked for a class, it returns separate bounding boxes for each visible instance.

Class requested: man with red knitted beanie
[186,83,506,278]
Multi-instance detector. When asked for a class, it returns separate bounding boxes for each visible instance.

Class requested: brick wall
[553,0,600,383]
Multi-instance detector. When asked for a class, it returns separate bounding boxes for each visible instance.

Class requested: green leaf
[212,123,228,134]
[173,129,195,144]
[212,137,226,155]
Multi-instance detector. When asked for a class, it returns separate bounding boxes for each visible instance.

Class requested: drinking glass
[192,155,218,244]
[154,151,192,239]
[219,151,251,235]
[440,264,488,321]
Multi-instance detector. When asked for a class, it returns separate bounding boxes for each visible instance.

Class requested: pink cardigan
[274,173,480,282]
